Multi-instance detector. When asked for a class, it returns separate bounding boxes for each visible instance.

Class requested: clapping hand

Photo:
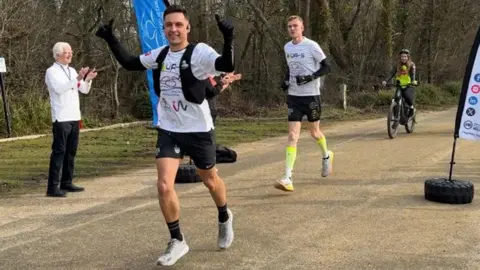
[85,68,98,82]
[77,67,97,82]
[77,67,90,81]
[222,73,242,84]
[220,72,241,91]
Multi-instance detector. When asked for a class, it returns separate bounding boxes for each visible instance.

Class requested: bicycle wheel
[405,111,415,133]
[387,101,399,139]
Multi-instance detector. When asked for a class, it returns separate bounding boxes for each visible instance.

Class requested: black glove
[95,19,115,40]
[281,81,289,91]
[295,75,315,85]
[215,14,234,39]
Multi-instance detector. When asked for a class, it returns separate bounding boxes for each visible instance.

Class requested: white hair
[52,42,71,59]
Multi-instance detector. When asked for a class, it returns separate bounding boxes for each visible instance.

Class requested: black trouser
[401,86,415,107]
[47,121,80,190]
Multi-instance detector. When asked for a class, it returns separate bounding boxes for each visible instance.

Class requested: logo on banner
[464,121,473,129]
[466,107,476,116]
[471,85,480,94]
[475,73,480,83]
[469,96,478,105]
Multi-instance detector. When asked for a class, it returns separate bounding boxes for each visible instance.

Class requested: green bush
[442,81,462,97]
[345,81,461,110]
[349,91,378,108]
[0,92,51,136]
[132,89,154,120]
[416,84,443,105]
[375,89,395,106]
[416,82,460,106]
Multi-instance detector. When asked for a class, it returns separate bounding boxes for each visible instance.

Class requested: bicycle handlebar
[384,83,417,88]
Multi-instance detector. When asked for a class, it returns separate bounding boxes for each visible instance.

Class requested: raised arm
[213,15,235,73]
[95,19,147,71]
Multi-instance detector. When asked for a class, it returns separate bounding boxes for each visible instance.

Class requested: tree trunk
[197,0,209,43]
[315,0,331,47]
[303,0,311,37]
[112,66,120,118]
[382,0,394,72]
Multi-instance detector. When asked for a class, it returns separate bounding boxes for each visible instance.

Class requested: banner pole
[447,137,458,182]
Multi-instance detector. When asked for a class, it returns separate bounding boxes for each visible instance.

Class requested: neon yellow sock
[316,137,329,158]
[285,146,297,177]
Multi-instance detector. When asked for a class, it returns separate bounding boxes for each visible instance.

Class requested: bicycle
[385,82,417,139]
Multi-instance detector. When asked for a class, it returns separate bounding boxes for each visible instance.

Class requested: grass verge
[0,107,383,195]
[0,118,285,195]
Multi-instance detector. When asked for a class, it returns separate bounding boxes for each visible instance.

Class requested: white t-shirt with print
[139,43,221,133]
[284,37,327,96]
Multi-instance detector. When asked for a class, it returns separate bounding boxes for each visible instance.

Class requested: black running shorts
[287,94,322,122]
[155,128,216,170]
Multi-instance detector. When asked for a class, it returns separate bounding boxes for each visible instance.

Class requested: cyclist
[382,49,418,117]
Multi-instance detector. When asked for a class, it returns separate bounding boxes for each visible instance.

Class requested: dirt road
[1,108,479,270]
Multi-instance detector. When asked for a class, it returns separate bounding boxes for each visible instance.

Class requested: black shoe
[46,188,67,197]
[60,183,85,192]
[408,107,416,118]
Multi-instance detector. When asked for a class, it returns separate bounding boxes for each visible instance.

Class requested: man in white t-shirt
[44,42,97,197]
[96,5,235,266]
[275,15,333,192]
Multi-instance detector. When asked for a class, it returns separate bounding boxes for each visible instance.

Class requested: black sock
[167,220,183,241]
[218,203,229,223]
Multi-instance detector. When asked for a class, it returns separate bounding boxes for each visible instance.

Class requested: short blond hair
[287,15,303,23]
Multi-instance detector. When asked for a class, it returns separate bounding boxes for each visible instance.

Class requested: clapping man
[45,42,97,197]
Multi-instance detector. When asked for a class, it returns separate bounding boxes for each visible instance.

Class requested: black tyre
[405,114,415,133]
[387,102,398,139]
[175,164,202,184]
[424,178,474,204]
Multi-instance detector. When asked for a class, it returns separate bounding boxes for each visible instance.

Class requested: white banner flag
[456,24,480,140]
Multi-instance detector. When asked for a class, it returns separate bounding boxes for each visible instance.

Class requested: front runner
[95,5,235,266]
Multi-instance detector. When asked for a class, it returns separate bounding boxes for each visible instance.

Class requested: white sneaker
[156,235,189,266]
[218,209,234,249]
[321,150,334,177]
[274,176,294,192]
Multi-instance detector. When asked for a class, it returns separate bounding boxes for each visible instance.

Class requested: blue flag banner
[132,0,168,126]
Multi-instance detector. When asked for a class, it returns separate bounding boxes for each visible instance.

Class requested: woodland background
[1,0,479,137]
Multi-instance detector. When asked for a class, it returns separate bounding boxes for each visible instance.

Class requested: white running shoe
[156,234,189,266]
[321,150,334,177]
[218,209,234,249]
[274,176,294,192]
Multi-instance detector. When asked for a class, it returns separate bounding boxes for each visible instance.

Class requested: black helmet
[399,49,410,55]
